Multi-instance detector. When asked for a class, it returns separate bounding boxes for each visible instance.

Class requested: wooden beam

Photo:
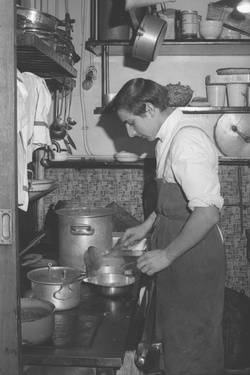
[0,0,22,374]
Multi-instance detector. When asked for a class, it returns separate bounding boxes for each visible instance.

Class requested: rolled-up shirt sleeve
[169,133,224,211]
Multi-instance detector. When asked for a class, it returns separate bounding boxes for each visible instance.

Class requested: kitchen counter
[22,281,139,374]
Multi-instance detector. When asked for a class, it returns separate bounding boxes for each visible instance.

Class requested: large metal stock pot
[56,207,114,270]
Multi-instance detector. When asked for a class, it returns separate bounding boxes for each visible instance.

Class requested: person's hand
[137,248,174,276]
[121,223,149,247]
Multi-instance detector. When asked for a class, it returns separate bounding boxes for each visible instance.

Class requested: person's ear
[145,102,155,116]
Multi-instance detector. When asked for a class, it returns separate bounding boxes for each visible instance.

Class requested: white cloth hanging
[17,71,52,211]
[17,70,30,211]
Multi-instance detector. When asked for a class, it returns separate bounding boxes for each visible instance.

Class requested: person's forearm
[167,206,220,262]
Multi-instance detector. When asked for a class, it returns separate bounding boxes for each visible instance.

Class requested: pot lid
[55,207,115,218]
[21,254,43,267]
[132,15,167,62]
[214,114,250,157]
[27,266,82,285]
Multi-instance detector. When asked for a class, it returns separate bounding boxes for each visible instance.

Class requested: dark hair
[111,78,169,117]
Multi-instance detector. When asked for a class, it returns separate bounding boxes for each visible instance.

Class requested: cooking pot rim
[21,297,56,319]
[55,207,115,218]
[27,266,83,285]
[83,274,136,287]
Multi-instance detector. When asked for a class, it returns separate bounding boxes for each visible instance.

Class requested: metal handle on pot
[70,225,95,236]
[53,273,86,300]
[53,284,75,300]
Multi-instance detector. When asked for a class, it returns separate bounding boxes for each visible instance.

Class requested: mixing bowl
[199,21,223,40]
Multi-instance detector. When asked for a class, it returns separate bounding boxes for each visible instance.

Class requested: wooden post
[0,0,22,374]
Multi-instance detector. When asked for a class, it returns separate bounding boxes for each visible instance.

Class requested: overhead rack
[17,33,77,89]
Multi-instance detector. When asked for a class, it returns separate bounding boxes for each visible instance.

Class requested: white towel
[17,70,30,211]
[21,72,52,154]
[17,71,52,211]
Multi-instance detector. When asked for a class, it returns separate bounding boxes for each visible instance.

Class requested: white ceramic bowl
[50,151,68,162]
[114,151,139,162]
[199,20,223,40]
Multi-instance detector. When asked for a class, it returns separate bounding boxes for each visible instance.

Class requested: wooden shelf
[47,158,250,168]
[181,106,250,114]
[94,106,250,115]
[86,38,250,57]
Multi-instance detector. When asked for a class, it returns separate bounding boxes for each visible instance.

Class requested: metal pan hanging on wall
[214,114,250,157]
[132,15,168,62]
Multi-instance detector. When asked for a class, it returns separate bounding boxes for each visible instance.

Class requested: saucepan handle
[53,273,86,300]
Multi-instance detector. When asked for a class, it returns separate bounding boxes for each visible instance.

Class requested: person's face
[117,105,158,141]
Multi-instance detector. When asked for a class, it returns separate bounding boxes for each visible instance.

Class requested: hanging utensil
[66,133,77,150]
[67,79,77,126]
[40,145,54,168]
[50,87,67,139]
[52,85,67,129]
[132,14,168,62]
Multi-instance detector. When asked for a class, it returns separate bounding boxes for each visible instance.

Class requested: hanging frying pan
[132,14,167,62]
[214,114,250,157]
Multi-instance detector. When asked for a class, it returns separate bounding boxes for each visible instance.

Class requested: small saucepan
[83,273,136,298]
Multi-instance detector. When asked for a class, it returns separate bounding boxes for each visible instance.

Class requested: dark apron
[152,129,226,375]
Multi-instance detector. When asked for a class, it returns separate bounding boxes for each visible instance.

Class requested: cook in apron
[152,177,226,375]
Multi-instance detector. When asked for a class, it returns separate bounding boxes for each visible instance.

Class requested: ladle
[84,246,104,276]
[53,86,67,128]
[40,146,50,168]
[119,260,137,270]
[84,242,144,274]
[67,79,77,126]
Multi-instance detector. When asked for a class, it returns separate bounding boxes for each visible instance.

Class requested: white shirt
[155,108,224,211]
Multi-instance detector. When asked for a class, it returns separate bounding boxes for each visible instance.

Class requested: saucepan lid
[214,113,250,157]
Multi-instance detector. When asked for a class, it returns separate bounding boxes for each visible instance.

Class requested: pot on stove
[56,207,114,270]
[26,266,85,310]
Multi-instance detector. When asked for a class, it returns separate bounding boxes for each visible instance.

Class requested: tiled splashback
[45,165,250,296]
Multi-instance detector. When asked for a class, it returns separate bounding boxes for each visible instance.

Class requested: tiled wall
[45,165,250,296]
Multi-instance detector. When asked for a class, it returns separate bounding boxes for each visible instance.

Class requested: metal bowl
[17,6,60,31]
[83,274,136,297]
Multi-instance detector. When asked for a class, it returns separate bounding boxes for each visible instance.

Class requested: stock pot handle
[70,225,95,236]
